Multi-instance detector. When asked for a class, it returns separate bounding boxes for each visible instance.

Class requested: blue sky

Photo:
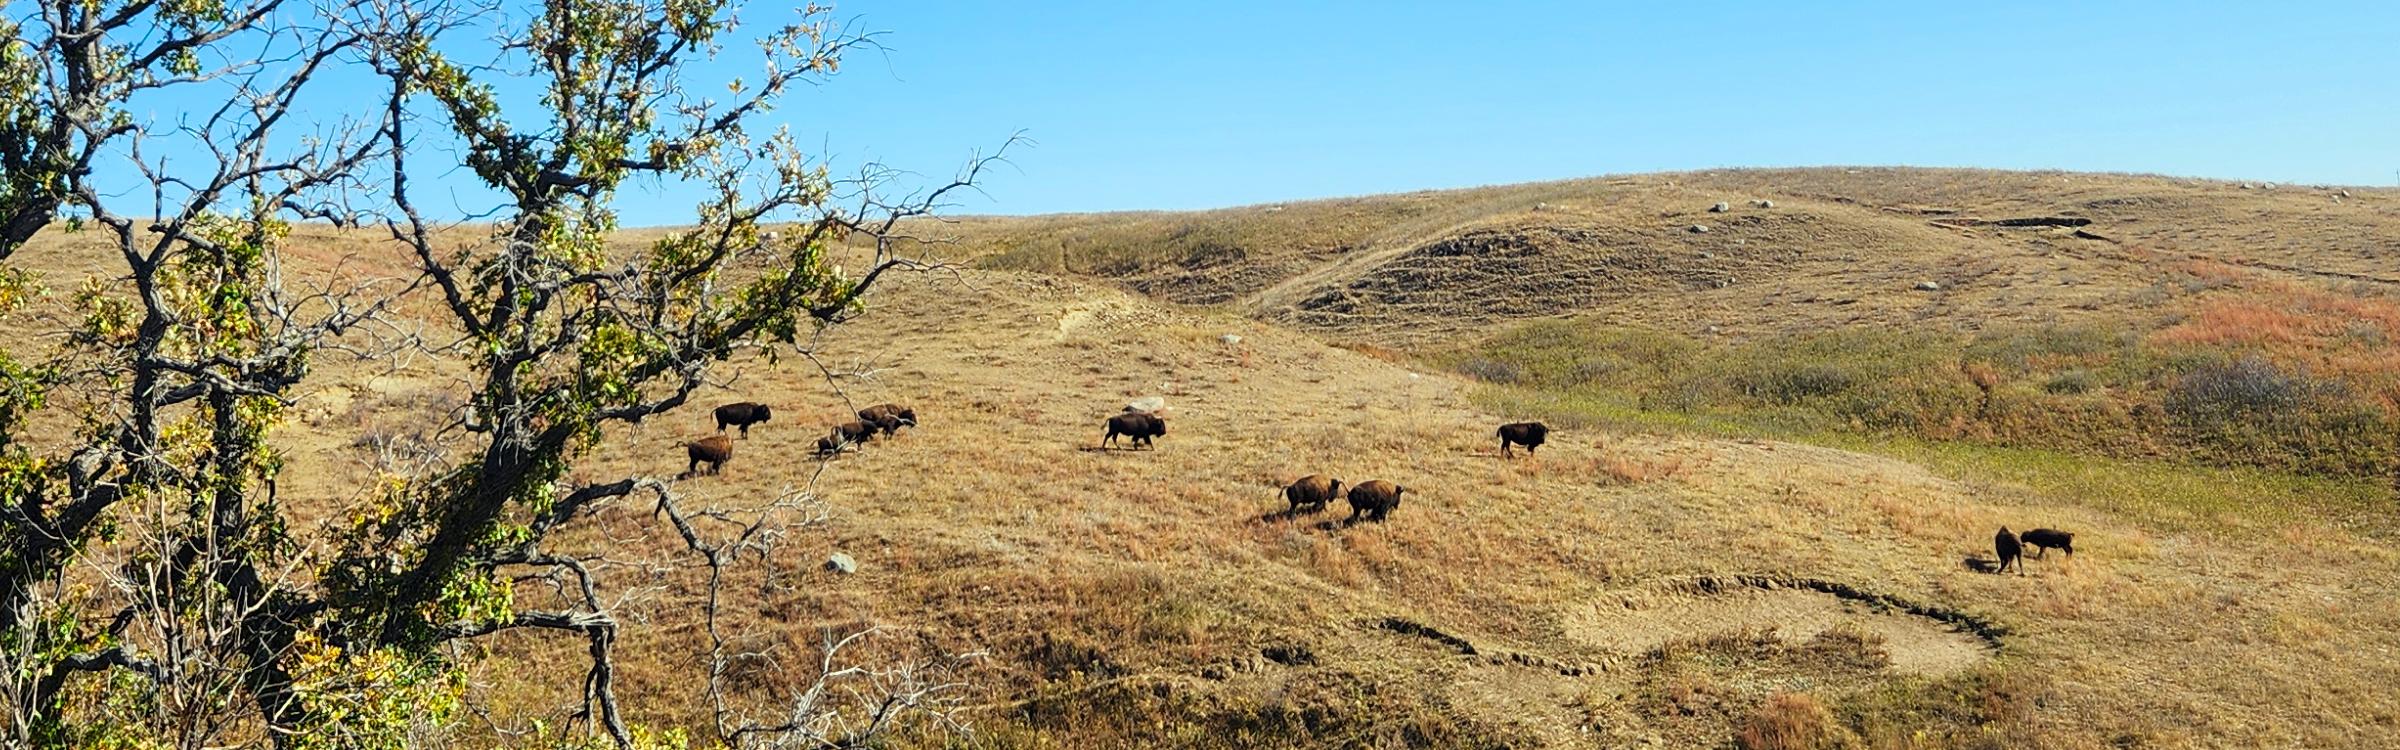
[88,1,2400,224]
[733,1,2399,223]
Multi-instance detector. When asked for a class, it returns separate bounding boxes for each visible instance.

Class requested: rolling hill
[10,167,2400,749]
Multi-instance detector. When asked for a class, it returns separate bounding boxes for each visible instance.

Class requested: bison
[1345,480,1406,523]
[858,403,917,437]
[811,434,851,459]
[2021,528,2075,559]
[1102,411,1166,450]
[1284,474,1345,515]
[1497,422,1549,458]
[684,435,733,478]
[1994,526,2023,576]
[831,420,876,446]
[714,402,773,438]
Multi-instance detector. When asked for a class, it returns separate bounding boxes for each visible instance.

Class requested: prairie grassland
[11,168,2400,748]
[419,270,2398,748]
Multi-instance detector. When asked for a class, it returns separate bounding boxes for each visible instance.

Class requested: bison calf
[2021,528,2074,559]
[1345,480,1406,523]
[858,403,917,437]
[1284,475,1345,515]
[811,434,851,459]
[1994,526,2023,576]
[1102,411,1166,450]
[1497,422,1549,458]
[684,435,733,478]
[714,402,773,438]
[831,420,876,446]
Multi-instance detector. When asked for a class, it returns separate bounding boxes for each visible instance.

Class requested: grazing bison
[1497,422,1549,457]
[2021,528,2075,559]
[1284,475,1345,515]
[1345,480,1406,523]
[858,403,917,437]
[1994,526,2023,576]
[714,402,773,438]
[684,435,733,478]
[831,420,876,446]
[1102,411,1166,450]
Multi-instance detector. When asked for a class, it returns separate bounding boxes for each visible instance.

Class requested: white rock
[825,553,857,574]
[1688,224,1709,233]
[1915,281,1942,291]
[1127,396,1167,413]
[1220,334,1243,345]
[1710,202,1731,213]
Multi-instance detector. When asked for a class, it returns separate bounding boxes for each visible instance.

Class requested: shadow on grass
[1253,507,1387,531]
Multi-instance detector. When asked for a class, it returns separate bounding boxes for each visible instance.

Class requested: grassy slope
[955,167,2400,348]
[520,270,2396,749]
[10,169,2400,748]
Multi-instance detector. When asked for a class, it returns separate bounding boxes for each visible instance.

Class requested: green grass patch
[1452,317,2400,534]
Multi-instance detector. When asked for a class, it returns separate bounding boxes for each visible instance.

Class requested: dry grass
[8,169,2400,747]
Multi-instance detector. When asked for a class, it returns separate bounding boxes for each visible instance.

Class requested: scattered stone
[1260,644,1316,666]
[1687,224,1709,233]
[1697,251,1715,259]
[825,553,857,575]
[1915,281,1942,291]
[1126,396,1167,413]
[1219,333,1242,345]
[1751,199,1775,209]
[2263,182,2278,190]
[1709,202,1731,213]
[2339,190,2352,198]
[1732,239,1746,245]
[1534,202,1549,211]
[2239,183,2253,189]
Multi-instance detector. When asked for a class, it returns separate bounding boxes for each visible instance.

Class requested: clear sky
[733,0,2400,223]
[82,1,2400,225]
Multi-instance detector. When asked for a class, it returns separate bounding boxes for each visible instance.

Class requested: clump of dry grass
[1739,692,1857,750]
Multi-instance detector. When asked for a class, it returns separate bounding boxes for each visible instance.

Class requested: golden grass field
[16,167,2400,748]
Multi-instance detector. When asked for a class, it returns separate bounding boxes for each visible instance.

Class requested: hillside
[9,168,2400,749]
[489,268,2399,748]
[955,167,2399,347]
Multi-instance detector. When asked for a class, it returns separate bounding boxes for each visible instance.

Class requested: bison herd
[679,400,2081,567]
[679,401,916,478]
[1991,526,2077,575]
[672,402,1550,527]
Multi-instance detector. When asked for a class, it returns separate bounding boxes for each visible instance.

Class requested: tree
[0,0,1003,745]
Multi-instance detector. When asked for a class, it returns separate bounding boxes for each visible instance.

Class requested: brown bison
[811,434,850,459]
[684,435,733,478]
[1284,474,1345,515]
[858,403,917,437]
[2021,528,2075,559]
[1994,527,2023,576]
[1345,480,1406,523]
[714,402,773,438]
[1102,411,1166,450]
[1497,422,1549,457]
[831,420,876,446]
